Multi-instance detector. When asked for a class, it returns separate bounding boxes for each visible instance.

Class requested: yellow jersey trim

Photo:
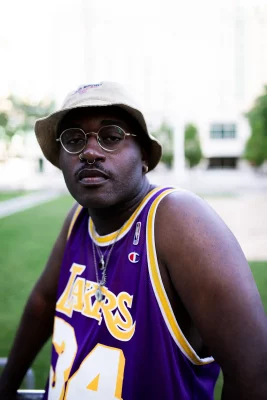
[67,204,83,240]
[147,188,214,365]
[88,187,165,246]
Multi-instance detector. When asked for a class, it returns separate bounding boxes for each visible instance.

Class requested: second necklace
[92,223,125,302]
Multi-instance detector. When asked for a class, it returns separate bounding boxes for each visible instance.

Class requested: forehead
[59,106,134,132]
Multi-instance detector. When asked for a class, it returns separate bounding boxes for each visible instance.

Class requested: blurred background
[0,0,267,398]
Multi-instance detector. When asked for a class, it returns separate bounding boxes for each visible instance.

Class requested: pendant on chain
[99,255,105,270]
[96,286,104,302]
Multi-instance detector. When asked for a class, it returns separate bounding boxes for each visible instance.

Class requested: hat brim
[35,103,162,171]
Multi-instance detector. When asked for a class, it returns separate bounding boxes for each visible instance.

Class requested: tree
[0,94,55,155]
[244,85,267,167]
[184,123,202,168]
[152,121,174,167]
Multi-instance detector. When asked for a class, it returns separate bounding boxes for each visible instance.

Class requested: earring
[143,165,148,174]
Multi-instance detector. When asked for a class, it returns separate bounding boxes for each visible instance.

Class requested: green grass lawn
[0,196,266,399]
[0,191,34,202]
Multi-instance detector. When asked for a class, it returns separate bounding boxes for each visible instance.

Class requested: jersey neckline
[88,187,165,246]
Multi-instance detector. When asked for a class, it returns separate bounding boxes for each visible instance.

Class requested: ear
[142,164,149,174]
[141,148,148,174]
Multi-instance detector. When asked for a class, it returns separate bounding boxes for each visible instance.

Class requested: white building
[199,2,267,168]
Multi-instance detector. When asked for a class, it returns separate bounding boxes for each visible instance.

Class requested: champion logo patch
[128,252,140,263]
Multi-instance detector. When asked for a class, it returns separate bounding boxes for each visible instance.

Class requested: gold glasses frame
[56,125,137,154]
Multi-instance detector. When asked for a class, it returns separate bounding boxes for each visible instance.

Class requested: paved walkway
[207,194,267,261]
[148,167,267,195]
[0,190,63,219]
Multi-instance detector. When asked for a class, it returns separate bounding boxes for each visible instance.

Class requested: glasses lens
[61,129,86,153]
[98,126,125,151]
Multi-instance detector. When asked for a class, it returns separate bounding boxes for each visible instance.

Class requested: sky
[1,0,267,125]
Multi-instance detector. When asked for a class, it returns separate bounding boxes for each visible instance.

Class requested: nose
[81,133,106,163]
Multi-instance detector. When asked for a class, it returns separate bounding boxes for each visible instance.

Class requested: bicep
[156,192,267,379]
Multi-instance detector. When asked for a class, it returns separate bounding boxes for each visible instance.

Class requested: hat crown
[62,81,141,111]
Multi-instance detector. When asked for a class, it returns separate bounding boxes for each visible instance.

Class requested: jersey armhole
[146,188,215,366]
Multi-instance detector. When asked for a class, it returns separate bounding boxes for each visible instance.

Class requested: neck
[88,179,155,235]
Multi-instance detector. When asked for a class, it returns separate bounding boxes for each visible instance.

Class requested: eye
[62,129,85,146]
[67,137,85,145]
[104,135,121,143]
[100,126,124,145]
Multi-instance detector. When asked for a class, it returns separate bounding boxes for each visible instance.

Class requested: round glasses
[56,125,137,154]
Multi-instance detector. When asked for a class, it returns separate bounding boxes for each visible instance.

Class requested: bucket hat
[35,81,162,171]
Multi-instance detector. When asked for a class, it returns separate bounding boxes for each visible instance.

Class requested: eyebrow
[70,119,128,129]
[101,119,127,128]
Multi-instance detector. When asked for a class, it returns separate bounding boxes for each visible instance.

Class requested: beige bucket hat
[35,81,162,171]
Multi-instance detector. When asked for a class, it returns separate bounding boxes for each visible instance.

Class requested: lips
[77,168,109,186]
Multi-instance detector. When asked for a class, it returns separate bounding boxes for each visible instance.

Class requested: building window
[208,157,238,169]
[210,123,236,139]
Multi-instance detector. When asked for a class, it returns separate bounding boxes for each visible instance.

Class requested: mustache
[75,162,112,178]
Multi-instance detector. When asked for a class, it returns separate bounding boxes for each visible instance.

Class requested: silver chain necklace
[95,244,110,271]
[92,224,124,302]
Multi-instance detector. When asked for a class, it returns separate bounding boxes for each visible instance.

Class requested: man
[0,81,267,400]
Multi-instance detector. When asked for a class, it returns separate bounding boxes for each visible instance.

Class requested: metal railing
[0,358,44,399]
[0,358,35,390]
[16,390,45,399]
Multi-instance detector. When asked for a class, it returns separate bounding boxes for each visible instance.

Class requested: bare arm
[155,191,267,400]
[0,204,77,399]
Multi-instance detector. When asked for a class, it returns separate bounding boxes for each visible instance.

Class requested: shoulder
[155,188,216,223]
[154,189,223,242]
[154,189,241,271]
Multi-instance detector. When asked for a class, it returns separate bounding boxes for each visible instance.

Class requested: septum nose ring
[79,154,95,165]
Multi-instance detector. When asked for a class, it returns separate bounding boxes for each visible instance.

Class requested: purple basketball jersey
[44,187,220,399]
